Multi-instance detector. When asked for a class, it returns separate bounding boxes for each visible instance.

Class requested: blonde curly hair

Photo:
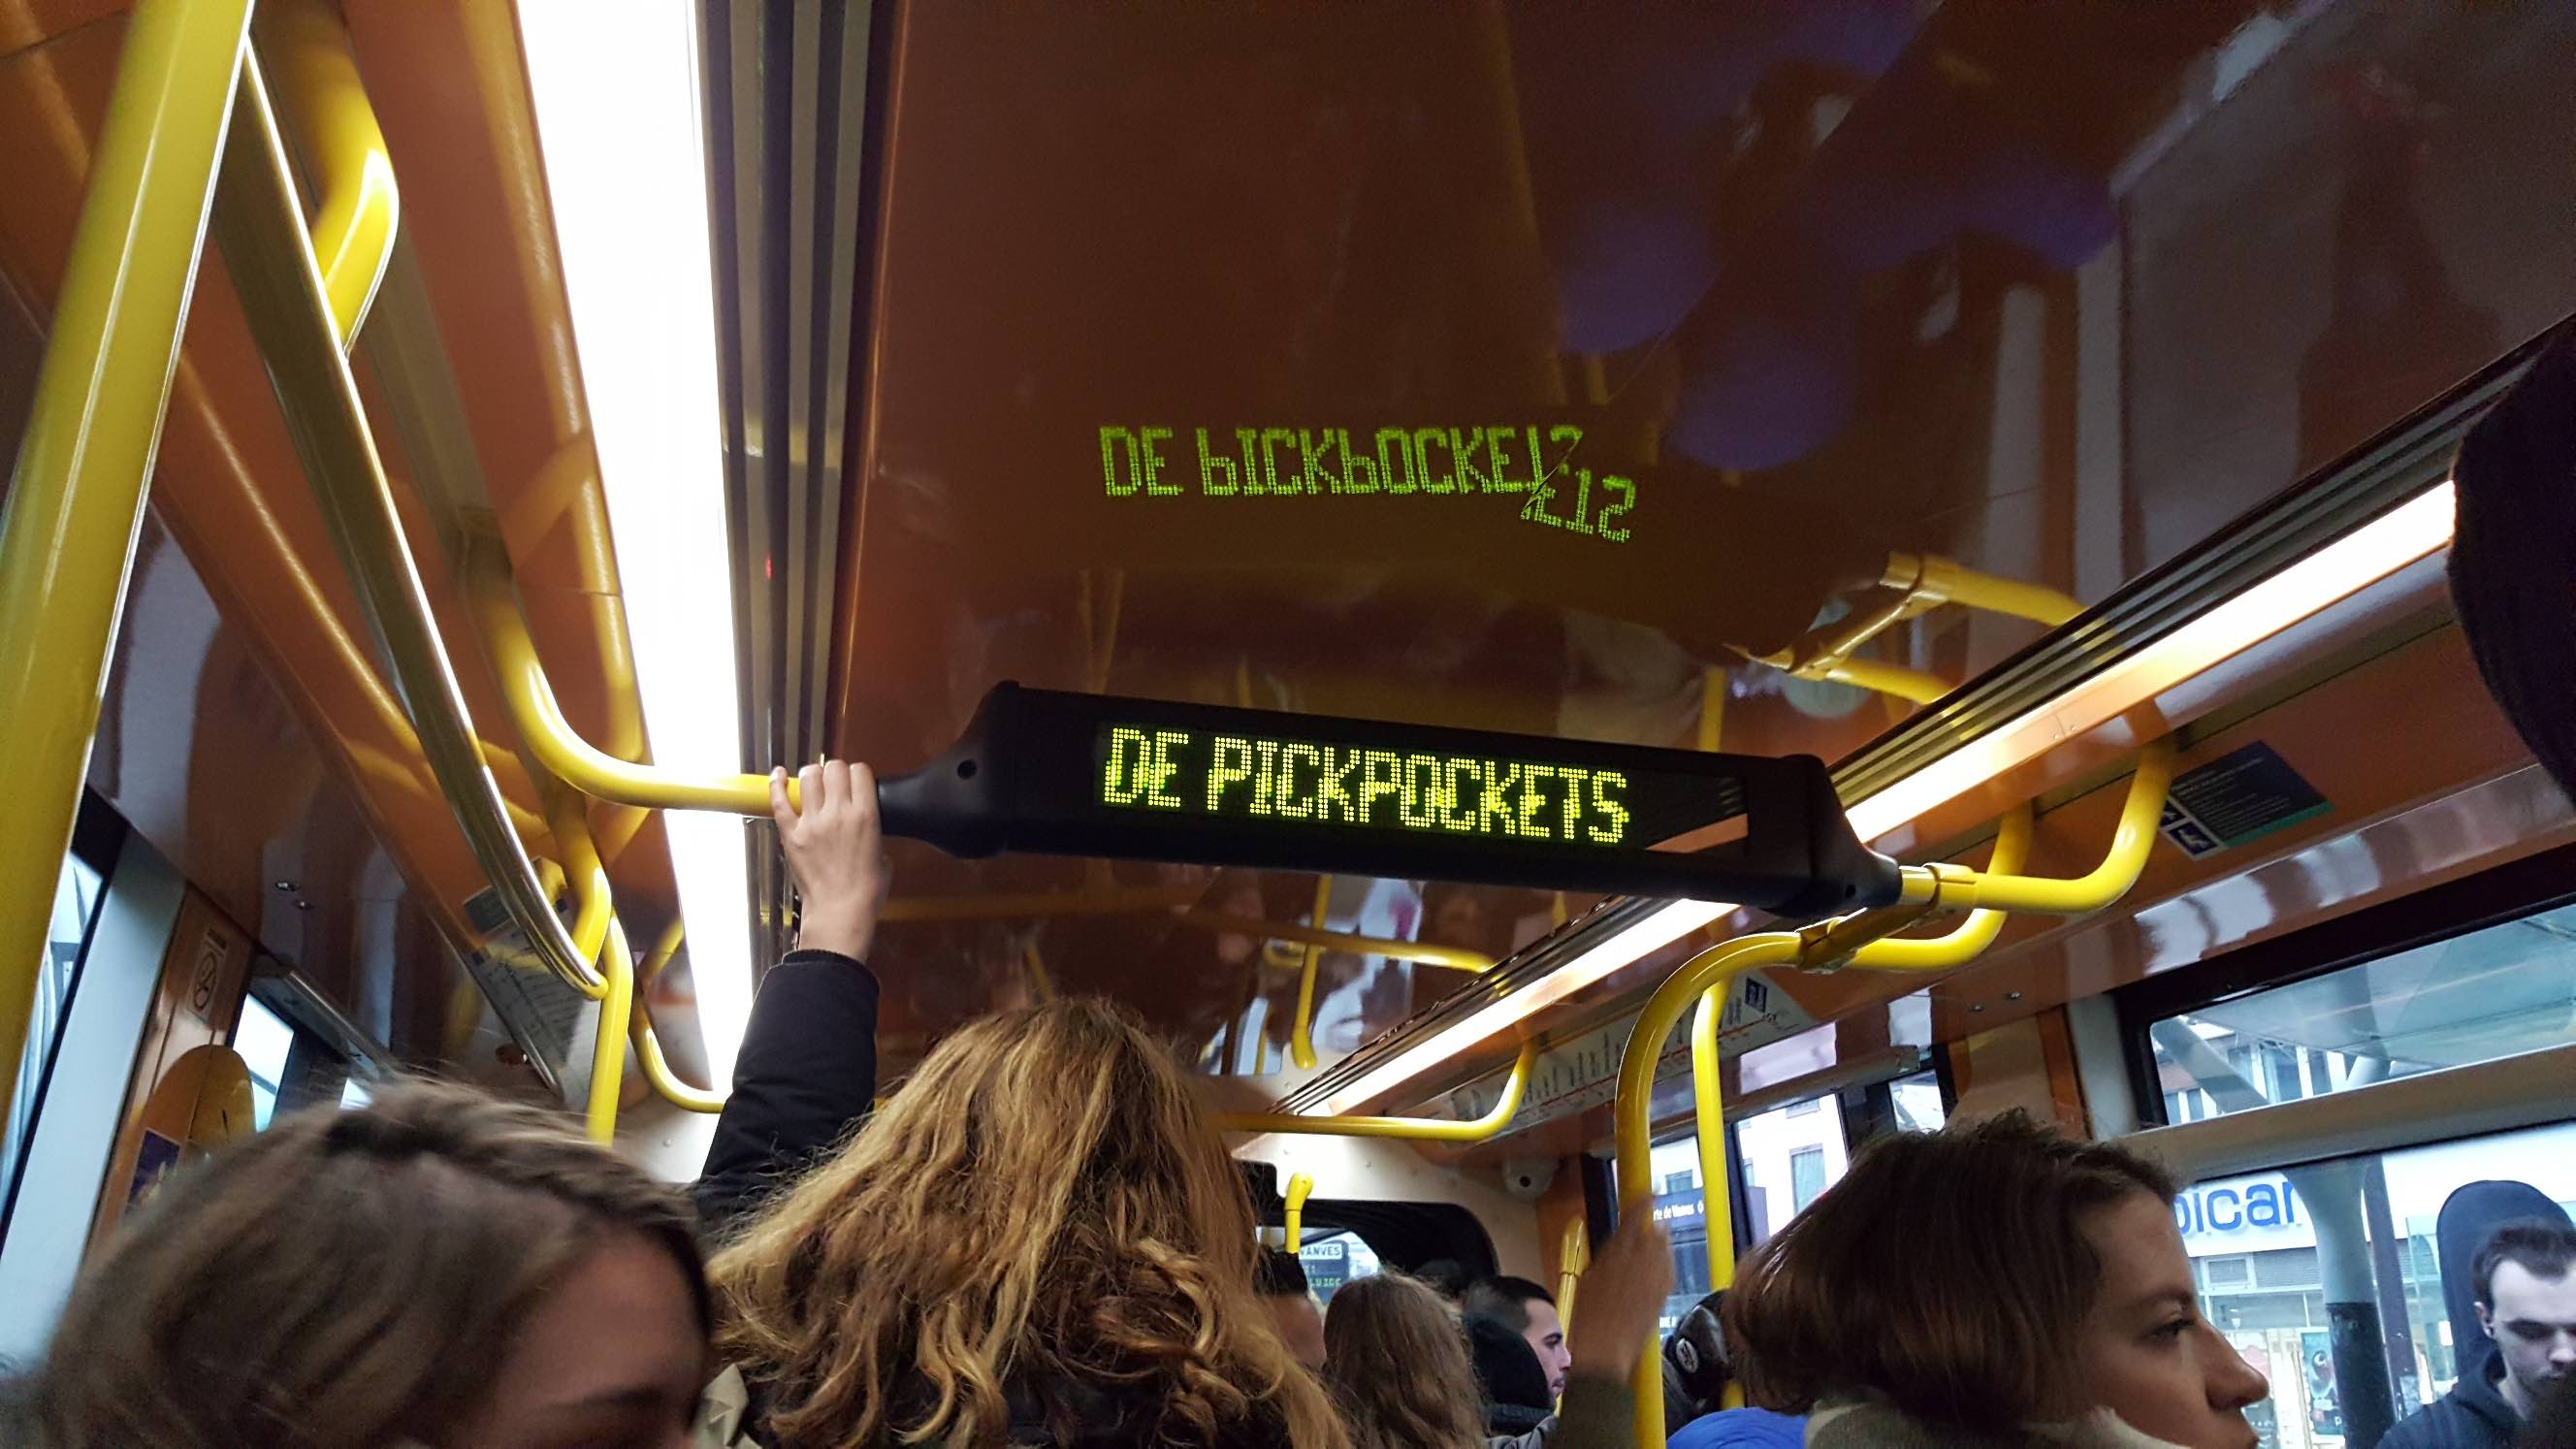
[710,998,1348,1447]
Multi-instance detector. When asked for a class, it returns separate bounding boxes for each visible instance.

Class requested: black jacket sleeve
[690,949,880,1240]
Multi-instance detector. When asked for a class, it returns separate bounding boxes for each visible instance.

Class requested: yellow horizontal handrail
[1216,1041,1535,1142]
[1283,1171,1313,1246]
[0,0,254,1126]
[252,0,396,343]
[214,58,607,1002]
[1180,911,1497,975]
[1891,738,2175,918]
[460,516,789,814]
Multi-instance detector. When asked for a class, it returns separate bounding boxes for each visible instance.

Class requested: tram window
[2142,899,2576,1126]
[2177,1119,2576,1449]
[1297,1229,1381,1304]
[233,995,297,1131]
[1738,1092,1850,1250]
[1,853,108,1212]
[1889,1069,1946,1132]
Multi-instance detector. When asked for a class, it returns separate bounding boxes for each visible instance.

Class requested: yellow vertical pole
[0,0,254,1123]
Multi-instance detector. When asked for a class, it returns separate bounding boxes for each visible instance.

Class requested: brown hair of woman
[1725,1111,2179,1436]
[1321,1272,1489,1449]
[11,1080,709,1448]
[708,998,1348,1448]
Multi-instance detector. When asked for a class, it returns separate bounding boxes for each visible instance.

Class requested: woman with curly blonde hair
[704,996,1347,1447]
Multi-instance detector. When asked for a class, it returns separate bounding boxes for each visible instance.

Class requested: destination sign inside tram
[878,685,1898,915]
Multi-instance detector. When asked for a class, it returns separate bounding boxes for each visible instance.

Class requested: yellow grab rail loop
[1623,745,2175,1443]
[1216,1042,1535,1142]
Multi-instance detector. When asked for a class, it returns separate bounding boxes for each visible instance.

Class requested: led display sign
[880,685,1897,916]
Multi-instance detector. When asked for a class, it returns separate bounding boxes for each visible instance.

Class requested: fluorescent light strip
[1325,482,2457,1114]
[519,4,754,1085]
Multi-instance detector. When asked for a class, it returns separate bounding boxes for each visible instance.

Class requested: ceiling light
[518,2,753,1086]
[1322,482,2456,1112]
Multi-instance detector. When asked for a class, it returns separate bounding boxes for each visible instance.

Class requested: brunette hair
[709,997,1347,1448]
[16,1079,706,1448]
[2475,1218,2576,1305]
[1726,1111,2174,1436]
[1322,1273,1486,1449]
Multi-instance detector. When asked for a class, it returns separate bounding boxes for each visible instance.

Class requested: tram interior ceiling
[4,14,2576,1426]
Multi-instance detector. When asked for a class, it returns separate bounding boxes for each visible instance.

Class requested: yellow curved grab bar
[1216,1041,1535,1141]
[879,885,1203,923]
[460,515,787,813]
[1288,876,1332,1071]
[1618,932,1805,1441]
[1893,738,2175,918]
[252,0,396,343]
[215,62,606,1002]
[1283,1171,1313,1246]
[1181,911,1497,975]
[1844,798,2034,971]
[0,0,254,1125]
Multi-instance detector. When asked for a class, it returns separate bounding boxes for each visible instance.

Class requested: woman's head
[1323,1273,1486,1449]
[709,997,1344,1447]
[1728,1111,2267,1447]
[23,1081,707,1449]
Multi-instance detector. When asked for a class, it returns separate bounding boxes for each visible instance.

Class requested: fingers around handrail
[1215,1041,1536,1142]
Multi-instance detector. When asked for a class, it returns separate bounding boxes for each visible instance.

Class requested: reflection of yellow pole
[1289,877,1331,1071]
[0,0,253,1127]
[1284,1171,1313,1247]
[1218,1042,1535,1142]
[1557,1217,1591,1332]
[1182,912,1495,975]
[1819,658,1951,706]
[630,917,724,1114]
[1022,939,1056,1003]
